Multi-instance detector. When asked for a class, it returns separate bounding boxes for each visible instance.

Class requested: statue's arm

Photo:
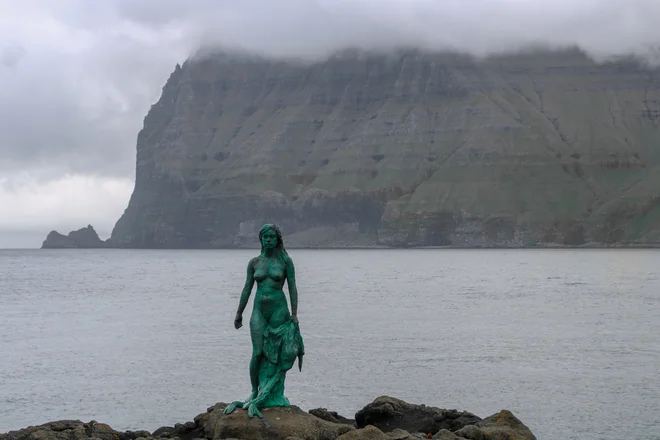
[236,258,256,316]
[286,258,298,318]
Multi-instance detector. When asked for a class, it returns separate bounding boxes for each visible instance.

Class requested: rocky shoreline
[1,396,536,440]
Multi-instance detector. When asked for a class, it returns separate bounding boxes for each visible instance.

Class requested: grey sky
[1,0,659,248]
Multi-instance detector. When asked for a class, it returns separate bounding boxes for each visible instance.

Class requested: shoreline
[0,396,537,440]
[34,243,660,250]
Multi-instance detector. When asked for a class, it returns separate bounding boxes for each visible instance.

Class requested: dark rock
[453,410,537,440]
[336,425,389,439]
[199,402,354,440]
[121,430,152,440]
[385,428,426,439]
[308,408,355,426]
[176,422,196,432]
[355,397,481,435]
[432,430,463,440]
[41,225,106,249]
[0,420,118,440]
[152,426,176,437]
[172,421,202,440]
[41,231,76,248]
[0,399,536,440]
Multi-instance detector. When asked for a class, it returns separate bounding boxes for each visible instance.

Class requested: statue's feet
[223,401,244,415]
[242,390,258,408]
[247,403,263,419]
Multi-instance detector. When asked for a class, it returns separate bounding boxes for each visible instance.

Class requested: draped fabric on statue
[223,319,305,417]
[251,320,305,408]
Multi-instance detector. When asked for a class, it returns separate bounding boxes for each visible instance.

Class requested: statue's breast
[254,262,285,283]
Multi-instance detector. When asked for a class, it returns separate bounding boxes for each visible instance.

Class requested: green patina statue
[223,224,305,419]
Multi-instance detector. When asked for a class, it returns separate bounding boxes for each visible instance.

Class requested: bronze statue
[223,224,305,419]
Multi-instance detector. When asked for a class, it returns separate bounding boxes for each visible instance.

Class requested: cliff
[41,225,105,249]
[107,48,660,248]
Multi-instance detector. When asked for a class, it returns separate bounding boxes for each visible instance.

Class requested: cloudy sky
[1,0,659,248]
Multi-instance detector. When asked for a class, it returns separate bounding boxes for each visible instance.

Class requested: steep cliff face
[109,48,660,248]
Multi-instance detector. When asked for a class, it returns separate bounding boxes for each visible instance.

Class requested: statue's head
[259,223,285,252]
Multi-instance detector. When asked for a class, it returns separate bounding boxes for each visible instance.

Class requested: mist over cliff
[102,46,660,248]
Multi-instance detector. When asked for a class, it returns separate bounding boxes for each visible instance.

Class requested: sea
[0,249,658,439]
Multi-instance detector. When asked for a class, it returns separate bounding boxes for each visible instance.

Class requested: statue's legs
[224,304,294,419]
[248,308,266,399]
[223,309,265,416]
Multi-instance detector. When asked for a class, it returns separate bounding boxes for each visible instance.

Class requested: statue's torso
[253,256,288,317]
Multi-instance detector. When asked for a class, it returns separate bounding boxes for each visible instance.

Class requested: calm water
[0,249,658,439]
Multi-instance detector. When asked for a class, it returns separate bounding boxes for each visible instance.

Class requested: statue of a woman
[223,224,305,419]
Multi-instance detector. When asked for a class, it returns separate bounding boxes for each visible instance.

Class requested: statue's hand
[234,313,243,330]
[290,315,298,324]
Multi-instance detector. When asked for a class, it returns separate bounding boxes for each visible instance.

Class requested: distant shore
[38,224,660,250]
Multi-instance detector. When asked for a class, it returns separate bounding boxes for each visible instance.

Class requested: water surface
[1,249,658,439]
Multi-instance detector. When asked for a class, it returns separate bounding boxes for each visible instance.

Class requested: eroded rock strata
[50,47,660,248]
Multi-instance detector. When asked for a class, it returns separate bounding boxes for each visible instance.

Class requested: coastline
[36,242,660,250]
[0,396,537,440]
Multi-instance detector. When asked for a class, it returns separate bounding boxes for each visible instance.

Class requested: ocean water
[0,249,658,439]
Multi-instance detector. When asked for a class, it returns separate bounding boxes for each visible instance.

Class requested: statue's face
[261,229,277,249]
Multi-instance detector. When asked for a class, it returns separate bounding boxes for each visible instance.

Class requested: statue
[223,224,305,419]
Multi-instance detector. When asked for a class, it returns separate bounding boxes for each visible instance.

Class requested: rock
[85,423,119,440]
[452,410,537,440]
[0,398,537,440]
[150,421,201,440]
[198,402,354,440]
[355,396,482,435]
[0,420,120,440]
[452,425,484,440]
[308,408,355,426]
[121,431,152,440]
[151,427,175,438]
[335,425,389,440]
[432,430,463,440]
[41,225,106,249]
[386,429,428,440]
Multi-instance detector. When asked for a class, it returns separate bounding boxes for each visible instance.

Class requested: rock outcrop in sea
[0,396,537,440]
[41,225,105,249]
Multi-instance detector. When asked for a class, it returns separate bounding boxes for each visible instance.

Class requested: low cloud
[0,174,134,247]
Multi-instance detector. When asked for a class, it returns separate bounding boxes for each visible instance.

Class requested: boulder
[197,402,354,440]
[385,428,428,439]
[355,397,481,435]
[0,420,133,440]
[335,425,389,440]
[335,426,428,440]
[308,408,355,426]
[452,410,537,440]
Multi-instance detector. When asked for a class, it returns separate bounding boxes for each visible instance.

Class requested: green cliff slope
[109,48,660,248]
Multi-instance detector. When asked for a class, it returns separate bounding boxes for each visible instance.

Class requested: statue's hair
[259,223,290,263]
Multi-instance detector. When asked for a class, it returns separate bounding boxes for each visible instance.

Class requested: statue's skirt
[252,320,305,408]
